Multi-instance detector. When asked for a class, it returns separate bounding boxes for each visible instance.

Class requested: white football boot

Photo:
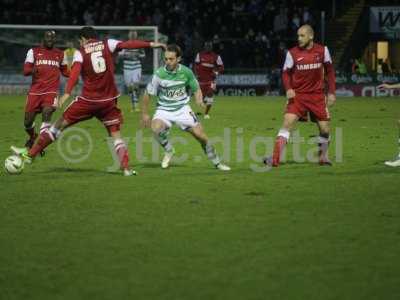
[123,169,137,176]
[161,149,175,169]
[10,146,32,164]
[384,156,400,167]
[216,163,231,171]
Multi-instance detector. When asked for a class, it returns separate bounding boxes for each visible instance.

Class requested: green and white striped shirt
[120,49,145,71]
[146,64,199,111]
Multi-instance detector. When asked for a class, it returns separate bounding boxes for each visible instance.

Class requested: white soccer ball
[4,155,24,174]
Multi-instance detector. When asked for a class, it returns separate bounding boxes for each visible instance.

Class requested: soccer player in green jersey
[141,44,230,171]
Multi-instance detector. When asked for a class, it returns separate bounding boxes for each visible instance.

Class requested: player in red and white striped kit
[12,26,166,176]
[23,30,69,151]
[194,41,224,119]
[264,25,336,167]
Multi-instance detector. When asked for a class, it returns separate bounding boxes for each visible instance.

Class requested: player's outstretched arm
[378,83,400,89]
[116,40,166,51]
[149,42,166,50]
[141,92,152,128]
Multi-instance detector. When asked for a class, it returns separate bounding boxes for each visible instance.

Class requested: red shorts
[63,97,123,132]
[286,93,330,122]
[199,81,216,98]
[25,93,57,113]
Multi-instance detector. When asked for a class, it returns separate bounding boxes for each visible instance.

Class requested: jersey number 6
[91,51,106,73]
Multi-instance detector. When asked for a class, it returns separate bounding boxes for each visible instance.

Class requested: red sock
[29,131,55,158]
[272,136,288,166]
[114,139,129,170]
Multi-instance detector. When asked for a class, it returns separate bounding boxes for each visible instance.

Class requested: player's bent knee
[283,114,298,130]
[42,107,55,122]
[320,127,330,135]
[151,119,167,133]
[107,124,121,136]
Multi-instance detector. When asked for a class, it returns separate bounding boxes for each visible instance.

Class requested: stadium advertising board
[370,6,400,39]
[1,73,399,97]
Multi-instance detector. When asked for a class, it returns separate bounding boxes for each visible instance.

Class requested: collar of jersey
[164,64,181,74]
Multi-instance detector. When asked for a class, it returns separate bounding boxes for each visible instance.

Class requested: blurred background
[0,0,400,96]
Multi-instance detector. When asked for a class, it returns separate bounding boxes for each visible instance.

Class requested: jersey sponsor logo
[161,86,186,99]
[201,62,215,68]
[36,59,60,67]
[297,57,305,62]
[296,63,322,70]
[84,42,105,54]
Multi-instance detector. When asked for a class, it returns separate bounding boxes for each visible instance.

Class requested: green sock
[201,142,221,166]
[155,129,173,152]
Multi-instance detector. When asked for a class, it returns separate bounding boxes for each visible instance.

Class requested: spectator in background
[382,58,392,74]
[152,8,164,26]
[291,13,301,30]
[274,10,288,34]
[83,6,95,25]
[355,58,367,75]
[346,58,355,74]
[377,59,383,74]
[1,0,308,71]
[302,6,312,24]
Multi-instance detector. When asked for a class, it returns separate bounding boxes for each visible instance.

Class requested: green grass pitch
[0,95,399,299]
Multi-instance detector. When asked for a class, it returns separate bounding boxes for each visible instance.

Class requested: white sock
[40,122,51,134]
[278,128,290,140]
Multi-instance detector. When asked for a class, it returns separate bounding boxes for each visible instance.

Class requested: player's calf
[30,125,61,158]
[268,128,290,167]
[191,127,230,171]
[152,125,175,168]
[24,116,37,149]
[113,138,133,173]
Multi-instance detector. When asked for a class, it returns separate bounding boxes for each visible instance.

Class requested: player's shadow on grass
[279,161,315,166]
[135,162,185,169]
[39,167,119,175]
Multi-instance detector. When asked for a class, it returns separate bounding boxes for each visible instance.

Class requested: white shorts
[153,105,199,131]
[123,69,142,86]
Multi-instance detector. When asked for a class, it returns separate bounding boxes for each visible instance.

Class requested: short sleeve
[324,46,333,63]
[25,49,34,63]
[107,39,122,53]
[72,50,83,64]
[61,52,68,65]
[283,51,294,70]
